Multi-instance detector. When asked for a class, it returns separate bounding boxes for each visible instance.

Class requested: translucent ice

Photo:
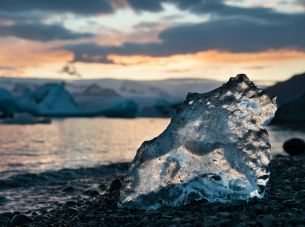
[120,74,277,209]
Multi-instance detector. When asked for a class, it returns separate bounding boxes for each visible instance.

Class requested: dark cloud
[0,0,165,17]
[0,0,165,43]
[127,0,164,12]
[66,43,115,64]
[172,0,294,22]
[125,0,305,21]
[64,12,305,62]
[64,42,159,63]
[60,43,116,64]
[0,23,93,41]
[124,0,300,20]
[1,0,302,58]
[61,0,305,62]
[0,0,113,15]
[157,15,305,53]
[0,0,301,17]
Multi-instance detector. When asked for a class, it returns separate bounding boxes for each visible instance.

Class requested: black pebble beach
[1,154,305,226]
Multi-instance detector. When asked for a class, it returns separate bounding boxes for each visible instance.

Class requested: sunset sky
[0,0,305,83]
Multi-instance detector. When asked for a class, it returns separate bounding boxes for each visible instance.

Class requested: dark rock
[258,215,276,227]
[0,212,14,219]
[216,218,232,226]
[0,214,10,225]
[288,217,305,225]
[281,199,300,208]
[203,216,218,225]
[267,200,279,209]
[109,178,122,193]
[239,214,249,222]
[79,205,89,211]
[0,196,8,204]
[39,209,47,215]
[10,214,33,226]
[283,138,305,155]
[83,189,100,197]
[217,212,231,218]
[61,185,75,192]
[33,215,45,222]
[99,184,106,190]
[85,210,98,219]
[65,200,77,207]
[66,207,78,215]
[104,197,117,208]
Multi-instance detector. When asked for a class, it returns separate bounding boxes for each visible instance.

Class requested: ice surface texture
[120,74,277,209]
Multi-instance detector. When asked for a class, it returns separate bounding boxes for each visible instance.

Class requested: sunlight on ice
[120,74,277,209]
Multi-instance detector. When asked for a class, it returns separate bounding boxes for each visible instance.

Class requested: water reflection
[0,118,169,179]
[0,118,304,179]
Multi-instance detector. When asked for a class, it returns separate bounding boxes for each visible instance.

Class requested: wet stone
[109,178,122,193]
[83,189,100,197]
[61,185,75,192]
[10,214,33,226]
[283,138,305,155]
[0,214,10,225]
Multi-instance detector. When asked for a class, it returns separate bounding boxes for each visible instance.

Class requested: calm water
[0,118,304,180]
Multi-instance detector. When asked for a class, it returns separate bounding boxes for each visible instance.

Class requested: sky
[0,0,305,83]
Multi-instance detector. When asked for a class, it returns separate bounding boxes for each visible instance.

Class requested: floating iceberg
[0,87,19,118]
[19,83,86,116]
[0,113,51,125]
[120,74,277,209]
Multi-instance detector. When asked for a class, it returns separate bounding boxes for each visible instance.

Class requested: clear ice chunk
[120,74,277,209]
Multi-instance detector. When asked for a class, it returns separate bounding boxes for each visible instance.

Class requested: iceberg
[101,100,138,118]
[16,83,103,117]
[0,88,19,118]
[120,74,277,209]
[20,83,84,116]
[0,113,51,124]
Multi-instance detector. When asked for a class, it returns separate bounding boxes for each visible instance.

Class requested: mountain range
[265,72,305,106]
[0,72,304,122]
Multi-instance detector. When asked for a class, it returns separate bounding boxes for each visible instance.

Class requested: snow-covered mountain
[0,77,221,98]
[0,83,102,118]
[0,77,221,117]
[17,83,93,116]
[81,84,121,97]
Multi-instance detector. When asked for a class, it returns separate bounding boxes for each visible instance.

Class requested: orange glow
[1,38,305,82]
[195,50,305,63]
[0,38,73,77]
[108,49,305,65]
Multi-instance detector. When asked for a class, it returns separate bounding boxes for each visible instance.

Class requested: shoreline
[1,155,305,226]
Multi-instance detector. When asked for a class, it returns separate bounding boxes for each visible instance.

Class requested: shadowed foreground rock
[283,138,305,155]
[120,74,277,209]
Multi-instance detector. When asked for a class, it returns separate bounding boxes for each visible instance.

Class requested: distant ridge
[265,72,305,106]
[272,92,305,124]
[82,84,120,97]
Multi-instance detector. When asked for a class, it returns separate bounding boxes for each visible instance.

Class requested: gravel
[2,154,305,226]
